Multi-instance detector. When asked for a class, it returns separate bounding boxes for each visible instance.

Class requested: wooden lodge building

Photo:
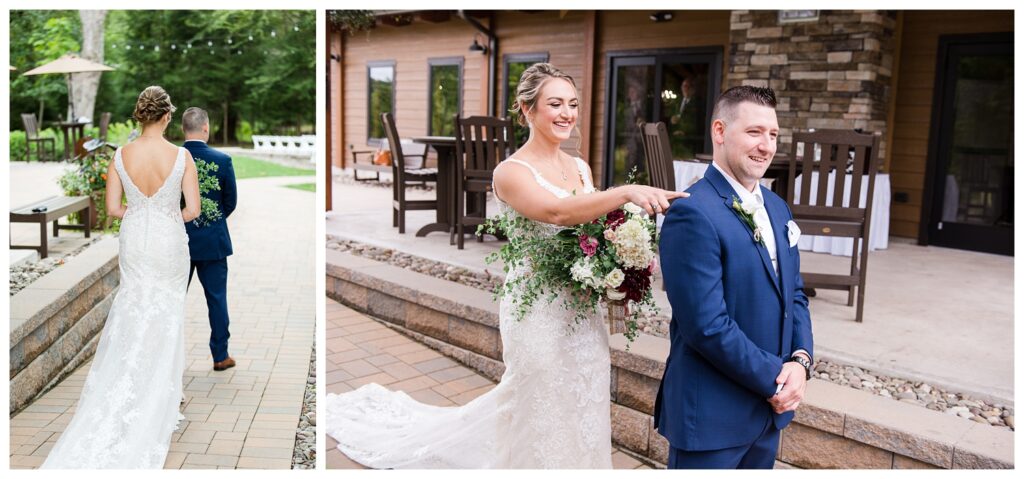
[327,10,1013,255]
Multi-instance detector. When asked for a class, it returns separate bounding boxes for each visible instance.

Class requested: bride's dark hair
[133,86,176,125]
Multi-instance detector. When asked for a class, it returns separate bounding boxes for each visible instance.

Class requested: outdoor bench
[10,195,92,259]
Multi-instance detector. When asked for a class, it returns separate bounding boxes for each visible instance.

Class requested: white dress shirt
[713,162,810,364]
[713,162,777,274]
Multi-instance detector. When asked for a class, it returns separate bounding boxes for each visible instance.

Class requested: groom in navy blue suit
[181,107,238,371]
[656,86,813,469]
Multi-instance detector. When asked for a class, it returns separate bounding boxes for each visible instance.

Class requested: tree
[9,10,80,129]
[72,10,108,122]
[10,10,315,144]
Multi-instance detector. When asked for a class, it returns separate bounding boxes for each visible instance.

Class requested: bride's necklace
[545,156,568,181]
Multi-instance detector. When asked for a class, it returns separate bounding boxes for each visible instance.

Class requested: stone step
[326,248,1013,469]
[9,238,120,414]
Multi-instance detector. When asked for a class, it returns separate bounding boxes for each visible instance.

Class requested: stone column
[727,10,898,162]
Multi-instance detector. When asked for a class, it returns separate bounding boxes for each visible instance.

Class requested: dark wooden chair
[21,113,56,162]
[638,120,676,192]
[97,112,112,142]
[381,112,438,233]
[453,115,514,249]
[786,129,882,322]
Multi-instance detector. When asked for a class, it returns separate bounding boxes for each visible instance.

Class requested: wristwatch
[791,355,812,381]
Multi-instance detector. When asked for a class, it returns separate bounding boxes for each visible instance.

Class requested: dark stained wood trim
[918,31,1013,248]
[366,60,397,146]
[326,20,334,211]
[883,11,904,174]
[582,10,597,166]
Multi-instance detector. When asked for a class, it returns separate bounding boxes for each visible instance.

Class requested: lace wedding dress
[42,147,189,469]
[325,157,612,469]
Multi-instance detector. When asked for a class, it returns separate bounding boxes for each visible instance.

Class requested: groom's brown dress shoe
[213,357,236,371]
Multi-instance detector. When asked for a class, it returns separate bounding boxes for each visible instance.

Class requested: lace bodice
[115,147,187,223]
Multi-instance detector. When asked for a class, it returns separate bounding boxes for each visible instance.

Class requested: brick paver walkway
[324,298,651,470]
[9,176,315,469]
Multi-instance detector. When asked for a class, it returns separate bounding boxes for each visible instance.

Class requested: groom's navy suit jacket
[183,140,236,260]
[655,165,813,452]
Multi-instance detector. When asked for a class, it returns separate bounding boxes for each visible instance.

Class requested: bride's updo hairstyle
[133,86,176,125]
[510,63,579,128]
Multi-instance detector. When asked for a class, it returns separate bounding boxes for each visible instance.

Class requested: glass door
[925,34,1013,255]
[607,56,655,187]
[604,50,721,188]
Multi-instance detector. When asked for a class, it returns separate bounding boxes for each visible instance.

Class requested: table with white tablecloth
[665,161,890,257]
[792,171,890,256]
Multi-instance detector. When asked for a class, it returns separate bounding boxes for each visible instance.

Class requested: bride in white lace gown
[324,63,685,468]
[42,86,201,469]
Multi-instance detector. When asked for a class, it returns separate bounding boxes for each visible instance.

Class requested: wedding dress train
[325,157,612,468]
[42,147,189,468]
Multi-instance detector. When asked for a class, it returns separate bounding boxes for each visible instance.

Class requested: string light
[103,23,308,57]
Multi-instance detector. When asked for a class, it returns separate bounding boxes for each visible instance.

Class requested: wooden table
[57,120,89,161]
[10,196,91,258]
[411,136,457,239]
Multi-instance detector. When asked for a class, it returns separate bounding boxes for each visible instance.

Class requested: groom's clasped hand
[769,359,809,413]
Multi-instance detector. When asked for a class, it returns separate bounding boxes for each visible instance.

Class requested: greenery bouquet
[191,158,223,227]
[479,202,660,343]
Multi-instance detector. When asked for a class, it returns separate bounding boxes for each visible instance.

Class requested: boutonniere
[731,195,765,247]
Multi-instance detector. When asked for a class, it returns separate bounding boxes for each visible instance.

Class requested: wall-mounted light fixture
[469,34,488,54]
[649,11,673,23]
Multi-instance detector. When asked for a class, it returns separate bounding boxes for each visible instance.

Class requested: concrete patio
[327,169,1014,406]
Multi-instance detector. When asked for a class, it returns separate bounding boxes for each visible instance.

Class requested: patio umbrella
[23,54,115,120]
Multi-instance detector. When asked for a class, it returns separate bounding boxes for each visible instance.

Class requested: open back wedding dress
[42,147,189,469]
[325,157,612,468]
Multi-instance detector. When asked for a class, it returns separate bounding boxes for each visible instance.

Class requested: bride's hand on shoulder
[618,185,689,216]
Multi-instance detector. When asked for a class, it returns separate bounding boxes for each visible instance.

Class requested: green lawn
[284,183,315,192]
[232,156,315,179]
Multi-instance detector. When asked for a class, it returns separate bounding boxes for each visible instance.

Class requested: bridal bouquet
[479,202,659,342]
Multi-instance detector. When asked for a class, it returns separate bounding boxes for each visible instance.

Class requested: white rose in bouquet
[604,268,625,289]
[570,257,602,290]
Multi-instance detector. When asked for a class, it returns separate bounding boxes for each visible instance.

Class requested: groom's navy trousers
[655,166,813,469]
[183,140,237,363]
[188,260,230,362]
[667,415,780,469]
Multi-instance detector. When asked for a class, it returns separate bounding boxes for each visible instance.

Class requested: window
[503,53,549,148]
[367,61,395,143]
[427,58,463,137]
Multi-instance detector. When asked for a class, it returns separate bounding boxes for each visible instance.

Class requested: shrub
[9,128,64,161]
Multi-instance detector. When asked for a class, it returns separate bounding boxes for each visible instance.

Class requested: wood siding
[888,11,1012,238]
[340,19,486,162]
[493,11,589,159]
